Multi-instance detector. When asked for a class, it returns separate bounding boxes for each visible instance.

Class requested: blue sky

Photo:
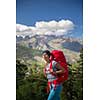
[16,0,83,38]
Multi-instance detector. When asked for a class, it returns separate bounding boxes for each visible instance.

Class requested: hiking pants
[47,84,62,100]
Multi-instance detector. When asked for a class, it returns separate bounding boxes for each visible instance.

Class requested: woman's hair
[42,50,51,58]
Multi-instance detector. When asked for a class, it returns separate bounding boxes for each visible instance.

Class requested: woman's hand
[55,63,65,74]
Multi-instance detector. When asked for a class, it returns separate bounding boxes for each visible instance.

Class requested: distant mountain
[16,34,82,63]
[62,41,82,52]
[16,34,82,52]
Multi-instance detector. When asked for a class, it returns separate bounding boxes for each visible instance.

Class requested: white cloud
[16,19,75,36]
[16,24,29,32]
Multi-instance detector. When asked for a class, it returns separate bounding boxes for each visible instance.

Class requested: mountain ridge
[16,34,82,64]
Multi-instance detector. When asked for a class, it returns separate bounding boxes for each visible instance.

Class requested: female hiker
[42,50,65,100]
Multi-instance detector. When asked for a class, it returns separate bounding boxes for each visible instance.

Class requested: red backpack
[50,50,68,83]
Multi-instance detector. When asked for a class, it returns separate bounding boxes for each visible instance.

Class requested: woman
[42,50,65,100]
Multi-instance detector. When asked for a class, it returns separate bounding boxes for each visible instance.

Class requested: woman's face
[42,53,50,62]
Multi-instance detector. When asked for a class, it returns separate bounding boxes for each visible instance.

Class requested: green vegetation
[61,48,83,100]
[16,48,83,100]
[16,59,48,100]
